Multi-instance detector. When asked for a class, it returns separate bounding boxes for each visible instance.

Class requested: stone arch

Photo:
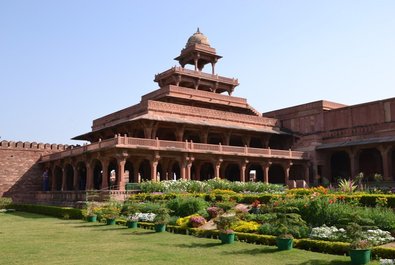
[107,158,118,189]
[156,162,164,181]
[134,129,145,138]
[53,166,62,191]
[156,128,176,141]
[391,147,395,180]
[358,148,383,181]
[268,164,285,184]
[200,162,214,180]
[190,164,196,180]
[208,133,223,145]
[247,163,263,182]
[289,164,305,180]
[91,159,102,190]
[229,135,243,147]
[269,135,291,150]
[268,135,284,149]
[124,159,134,183]
[330,151,351,182]
[64,164,74,191]
[224,163,240,181]
[76,161,87,190]
[139,159,151,181]
[183,130,201,143]
[46,167,52,191]
[171,161,181,180]
[250,137,263,148]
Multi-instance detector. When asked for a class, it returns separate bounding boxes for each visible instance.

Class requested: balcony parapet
[41,136,308,162]
[155,66,239,86]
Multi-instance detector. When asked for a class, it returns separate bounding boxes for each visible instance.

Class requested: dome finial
[185,28,210,47]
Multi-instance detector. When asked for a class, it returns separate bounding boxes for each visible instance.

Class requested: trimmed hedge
[372,246,395,259]
[133,222,395,259]
[295,239,349,255]
[129,192,395,208]
[11,204,83,219]
[236,232,277,245]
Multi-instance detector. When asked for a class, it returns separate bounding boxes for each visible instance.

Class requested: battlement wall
[0,140,70,151]
[0,140,66,200]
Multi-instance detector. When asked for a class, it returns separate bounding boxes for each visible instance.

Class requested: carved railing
[41,136,307,162]
[155,66,238,85]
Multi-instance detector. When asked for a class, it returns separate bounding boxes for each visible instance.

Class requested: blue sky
[1,1,394,144]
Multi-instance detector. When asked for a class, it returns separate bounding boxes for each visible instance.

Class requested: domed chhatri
[185,28,210,47]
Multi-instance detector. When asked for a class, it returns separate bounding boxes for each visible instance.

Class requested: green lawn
[0,212,379,265]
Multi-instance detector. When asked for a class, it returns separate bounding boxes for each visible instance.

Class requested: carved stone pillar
[214,158,223,179]
[186,157,194,180]
[117,158,126,191]
[284,161,292,185]
[101,159,109,190]
[61,167,66,191]
[304,164,310,184]
[180,157,188,180]
[240,160,248,182]
[73,164,79,191]
[201,129,208,144]
[349,148,359,178]
[262,161,271,184]
[150,154,160,182]
[379,145,391,181]
[86,163,93,190]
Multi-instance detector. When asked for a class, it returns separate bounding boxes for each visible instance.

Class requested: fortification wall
[0,140,68,201]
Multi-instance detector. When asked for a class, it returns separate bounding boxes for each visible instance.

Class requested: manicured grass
[0,212,379,265]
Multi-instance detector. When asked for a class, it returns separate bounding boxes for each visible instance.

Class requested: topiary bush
[0,197,12,209]
[167,197,209,217]
[11,204,83,219]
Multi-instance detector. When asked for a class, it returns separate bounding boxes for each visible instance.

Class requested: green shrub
[236,232,276,245]
[372,246,395,259]
[295,239,349,255]
[0,197,12,209]
[11,204,83,219]
[257,205,310,238]
[232,220,260,233]
[167,197,208,217]
[215,201,236,212]
[138,202,162,213]
[137,179,285,194]
[168,216,180,225]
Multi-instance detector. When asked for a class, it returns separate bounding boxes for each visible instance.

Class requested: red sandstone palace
[1,30,395,205]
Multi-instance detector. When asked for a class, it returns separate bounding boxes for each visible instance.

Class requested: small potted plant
[83,201,99,222]
[347,223,372,265]
[276,227,294,251]
[153,207,170,232]
[123,202,141,229]
[214,213,237,244]
[268,205,307,250]
[189,215,207,228]
[349,239,371,265]
[101,200,121,225]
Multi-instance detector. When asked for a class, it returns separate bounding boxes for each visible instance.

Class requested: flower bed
[133,222,395,259]
[310,225,394,246]
[138,179,285,194]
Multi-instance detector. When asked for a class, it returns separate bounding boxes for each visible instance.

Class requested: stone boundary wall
[0,140,70,151]
[0,140,67,201]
